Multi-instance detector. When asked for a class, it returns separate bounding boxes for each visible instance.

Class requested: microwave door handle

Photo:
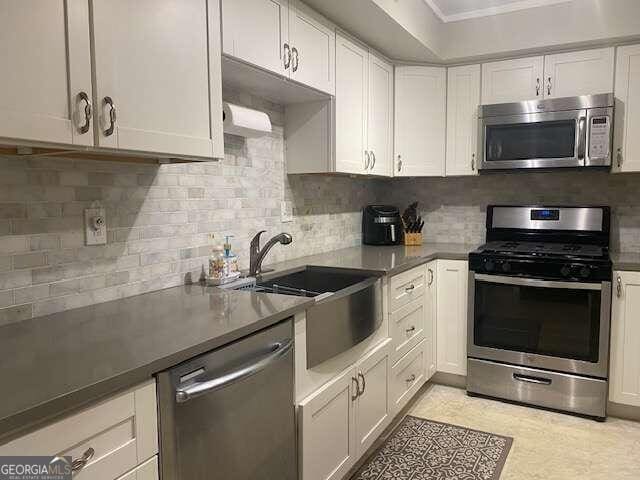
[390,224,396,243]
[577,116,587,160]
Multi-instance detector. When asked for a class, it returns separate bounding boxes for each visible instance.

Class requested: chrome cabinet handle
[71,447,95,472]
[405,326,416,334]
[283,43,291,70]
[292,47,299,72]
[370,151,376,170]
[617,147,622,168]
[406,374,416,383]
[428,268,434,285]
[351,376,359,400]
[513,373,551,386]
[405,284,415,292]
[364,150,370,170]
[103,96,116,137]
[397,155,402,172]
[357,372,365,395]
[547,76,552,96]
[535,77,540,96]
[471,153,475,171]
[617,276,622,297]
[77,92,92,134]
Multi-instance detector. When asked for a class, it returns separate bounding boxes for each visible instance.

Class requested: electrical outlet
[84,207,107,246]
[281,201,293,223]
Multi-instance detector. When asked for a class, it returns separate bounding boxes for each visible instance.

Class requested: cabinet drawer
[116,456,158,480]
[390,298,425,364]
[389,266,426,312]
[390,340,426,414]
[0,381,158,480]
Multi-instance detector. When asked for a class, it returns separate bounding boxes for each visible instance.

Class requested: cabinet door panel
[368,53,394,177]
[425,262,437,380]
[610,271,640,407]
[544,48,614,99]
[92,0,215,157]
[221,0,289,76]
[335,34,368,175]
[355,340,390,455]
[446,64,480,176]
[481,56,544,104]
[613,44,640,173]
[289,1,335,95]
[394,66,446,177]
[390,340,426,415]
[436,260,468,376]
[299,368,356,480]
[390,300,425,364]
[0,0,93,146]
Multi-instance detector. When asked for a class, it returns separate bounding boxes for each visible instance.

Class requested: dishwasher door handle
[175,338,293,403]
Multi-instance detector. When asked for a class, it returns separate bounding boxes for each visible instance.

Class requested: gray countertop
[0,285,313,443]
[0,242,478,443]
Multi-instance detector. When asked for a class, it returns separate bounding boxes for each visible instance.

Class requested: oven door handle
[513,373,552,386]
[474,274,602,291]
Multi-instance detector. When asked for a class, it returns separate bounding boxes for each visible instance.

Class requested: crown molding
[424,0,572,23]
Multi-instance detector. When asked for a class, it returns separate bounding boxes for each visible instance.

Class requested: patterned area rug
[352,416,513,480]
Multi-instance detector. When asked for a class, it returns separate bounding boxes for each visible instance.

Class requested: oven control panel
[588,116,611,159]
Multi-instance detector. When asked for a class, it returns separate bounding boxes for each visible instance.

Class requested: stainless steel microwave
[478,93,614,171]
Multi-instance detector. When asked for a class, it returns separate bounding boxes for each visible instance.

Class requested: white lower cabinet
[610,270,640,407]
[436,260,469,376]
[390,340,427,415]
[298,339,391,480]
[0,381,158,480]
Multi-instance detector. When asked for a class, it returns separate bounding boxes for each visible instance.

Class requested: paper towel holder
[222,102,272,138]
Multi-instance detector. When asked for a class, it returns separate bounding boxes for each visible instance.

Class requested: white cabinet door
[0,0,93,146]
[289,1,335,95]
[543,48,614,99]
[610,271,640,407]
[425,262,437,380]
[446,64,481,176]
[436,260,468,376]
[335,34,369,175]
[299,367,357,480]
[221,0,289,77]
[613,44,640,173]
[91,0,220,158]
[367,53,394,177]
[394,66,446,177]
[481,56,544,104]
[354,340,391,456]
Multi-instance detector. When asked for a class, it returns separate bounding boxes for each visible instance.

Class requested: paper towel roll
[223,102,272,138]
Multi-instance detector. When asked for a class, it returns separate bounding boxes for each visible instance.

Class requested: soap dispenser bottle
[223,235,239,278]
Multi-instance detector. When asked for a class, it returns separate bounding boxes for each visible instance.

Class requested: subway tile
[29,234,61,252]
[75,187,103,201]
[0,290,13,309]
[28,171,60,186]
[0,271,31,289]
[14,285,50,304]
[0,304,33,326]
[0,203,26,219]
[0,236,29,254]
[13,252,47,270]
[59,171,89,186]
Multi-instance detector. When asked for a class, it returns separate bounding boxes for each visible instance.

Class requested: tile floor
[409,384,640,480]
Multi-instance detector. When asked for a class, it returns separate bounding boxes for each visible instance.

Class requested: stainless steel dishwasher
[157,319,296,480]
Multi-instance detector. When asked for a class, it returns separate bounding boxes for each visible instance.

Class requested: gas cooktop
[478,241,608,260]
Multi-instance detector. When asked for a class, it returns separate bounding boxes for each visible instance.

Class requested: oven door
[479,109,587,170]
[468,273,611,378]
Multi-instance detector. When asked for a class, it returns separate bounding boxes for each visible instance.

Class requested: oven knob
[579,266,591,279]
[560,265,571,277]
[501,262,511,273]
[484,260,495,272]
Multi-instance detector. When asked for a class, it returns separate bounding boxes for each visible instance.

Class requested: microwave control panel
[588,116,610,159]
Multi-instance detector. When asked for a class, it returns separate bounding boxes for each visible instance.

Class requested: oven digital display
[531,209,560,221]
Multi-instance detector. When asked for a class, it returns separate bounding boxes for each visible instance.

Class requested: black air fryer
[363,205,403,245]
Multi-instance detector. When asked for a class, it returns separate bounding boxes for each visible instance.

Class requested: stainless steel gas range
[467,206,612,420]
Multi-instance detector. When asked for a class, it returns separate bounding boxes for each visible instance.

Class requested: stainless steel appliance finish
[478,93,614,171]
[249,230,293,276]
[467,358,608,419]
[467,205,612,419]
[158,320,296,480]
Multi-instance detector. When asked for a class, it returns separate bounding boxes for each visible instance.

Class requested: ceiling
[424,0,572,22]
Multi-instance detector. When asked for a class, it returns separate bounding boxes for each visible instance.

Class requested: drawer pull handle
[513,373,551,386]
[428,268,434,285]
[405,326,416,334]
[77,91,92,134]
[616,276,622,298]
[405,284,415,292]
[103,96,116,137]
[357,371,366,395]
[71,447,95,472]
[351,376,359,401]
[406,374,416,383]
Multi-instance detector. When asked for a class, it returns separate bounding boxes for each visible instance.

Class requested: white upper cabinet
[367,53,394,177]
[289,1,335,95]
[481,56,544,104]
[436,260,468,376]
[394,66,446,177]
[613,44,640,173]
[221,0,289,76]
[335,34,369,175]
[543,48,614,99]
[0,0,94,147]
[446,64,481,176]
[91,0,222,158]
[610,271,640,407]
